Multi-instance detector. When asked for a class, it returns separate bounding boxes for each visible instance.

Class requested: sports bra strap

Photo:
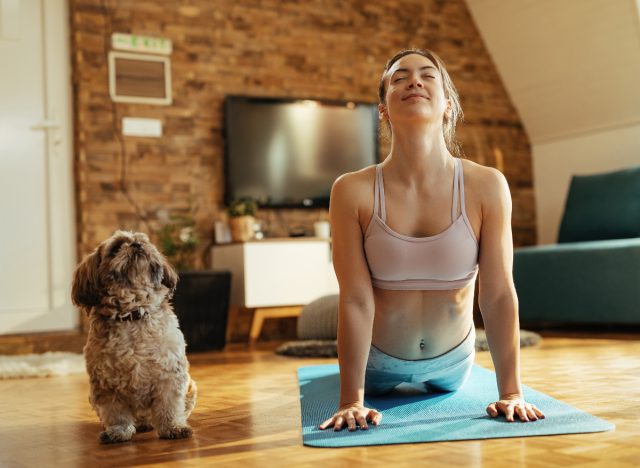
[377,160,464,223]
[451,158,460,222]
[458,158,467,217]
[376,164,387,221]
[373,165,380,218]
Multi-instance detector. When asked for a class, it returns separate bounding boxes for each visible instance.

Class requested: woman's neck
[385,123,454,187]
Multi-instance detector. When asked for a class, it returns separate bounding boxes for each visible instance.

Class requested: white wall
[465,0,640,245]
[533,123,640,244]
[465,0,640,142]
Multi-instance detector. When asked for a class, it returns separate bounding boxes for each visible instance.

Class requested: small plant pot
[229,215,255,242]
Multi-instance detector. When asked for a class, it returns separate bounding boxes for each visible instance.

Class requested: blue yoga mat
[298,364,614,447]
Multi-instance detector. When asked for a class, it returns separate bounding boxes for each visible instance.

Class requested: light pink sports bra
[364,158,479,290]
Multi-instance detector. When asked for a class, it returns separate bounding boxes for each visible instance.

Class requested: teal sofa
[514,165,640,325]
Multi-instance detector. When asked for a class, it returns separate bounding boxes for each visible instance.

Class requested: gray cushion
[297,295,338,340]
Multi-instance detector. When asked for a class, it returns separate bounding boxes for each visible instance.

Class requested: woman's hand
[319,402,382,431]
[486,394,545,422]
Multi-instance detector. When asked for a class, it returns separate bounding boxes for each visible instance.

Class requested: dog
[71,230,197,443]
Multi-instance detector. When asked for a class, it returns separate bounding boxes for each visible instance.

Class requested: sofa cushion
[558,165,640,243]
[514,238,640,323]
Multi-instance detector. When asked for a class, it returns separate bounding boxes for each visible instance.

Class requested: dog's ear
[161,256,178,296]
[71,245,103,309]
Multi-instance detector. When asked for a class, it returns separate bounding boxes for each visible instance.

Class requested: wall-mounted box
[108,51,172,105]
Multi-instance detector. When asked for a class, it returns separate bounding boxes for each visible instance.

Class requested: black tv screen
[224,95,379,208]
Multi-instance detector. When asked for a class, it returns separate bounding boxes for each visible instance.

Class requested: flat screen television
[224,95,379,208]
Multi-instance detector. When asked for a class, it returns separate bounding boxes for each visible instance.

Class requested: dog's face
[71,230,178,309]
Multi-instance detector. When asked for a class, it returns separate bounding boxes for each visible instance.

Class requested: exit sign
[111,33,172,55]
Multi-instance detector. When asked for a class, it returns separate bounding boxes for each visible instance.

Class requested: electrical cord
[99,0,152,233]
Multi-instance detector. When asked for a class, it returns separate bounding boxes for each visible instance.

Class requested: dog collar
[100,309,148,322]
[117,309,147,322]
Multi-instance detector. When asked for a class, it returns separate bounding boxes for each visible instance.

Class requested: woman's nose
[408,77,424,88]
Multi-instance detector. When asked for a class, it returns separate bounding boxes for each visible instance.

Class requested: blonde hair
[378,48,464,157]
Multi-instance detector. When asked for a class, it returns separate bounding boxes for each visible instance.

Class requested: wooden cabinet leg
[225,305,240,346]
[248,306,303,347]
[249,308,265,347]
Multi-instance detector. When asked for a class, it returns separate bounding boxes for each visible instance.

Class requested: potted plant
[228,198,258,242]
[155,214,231,352]
[156,215,200,271]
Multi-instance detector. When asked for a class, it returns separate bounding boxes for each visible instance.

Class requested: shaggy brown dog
[72,230,197,443]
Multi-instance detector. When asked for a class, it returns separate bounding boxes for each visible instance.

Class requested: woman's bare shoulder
[460,157,499,176]
[460,158,511,205]
[462,159,512,219]
[331,164,377,203]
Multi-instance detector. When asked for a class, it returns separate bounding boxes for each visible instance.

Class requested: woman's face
[380,53,451,130]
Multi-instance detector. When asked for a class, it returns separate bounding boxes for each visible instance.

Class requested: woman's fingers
[486,403,499,417]
[486,400,544,423]
[320,406,384,432]
[356,414,369,430]
[333,416,344,431]
[370,410,382,426]
[368,409,382,425]
[318,417,334,430]
[503,403,515,422]
[514,405,529,422]
[531,404,545,419]
[345,413,357,431]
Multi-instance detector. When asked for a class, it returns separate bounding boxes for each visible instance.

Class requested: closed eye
[394,75,435,83]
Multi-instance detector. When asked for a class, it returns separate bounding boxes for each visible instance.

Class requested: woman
[319,49,545,432]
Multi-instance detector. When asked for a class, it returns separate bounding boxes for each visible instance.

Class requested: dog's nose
[131,242,142,249]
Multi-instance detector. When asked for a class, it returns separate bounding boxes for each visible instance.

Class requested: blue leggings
[364,326,475,395]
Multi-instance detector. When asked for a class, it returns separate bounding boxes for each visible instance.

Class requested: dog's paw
[158,425,193,440]
[99,428,134,444]
[135,423,154,433]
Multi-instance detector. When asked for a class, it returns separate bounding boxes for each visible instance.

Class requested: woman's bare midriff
[370,283,475,360]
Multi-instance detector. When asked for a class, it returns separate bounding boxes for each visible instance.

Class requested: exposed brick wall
[71,0,536,266]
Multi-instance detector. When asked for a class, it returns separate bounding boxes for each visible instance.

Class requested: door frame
[42,0,77,332]
[0,0,77,336]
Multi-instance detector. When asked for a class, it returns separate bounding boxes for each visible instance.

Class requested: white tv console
[211,237,339,345]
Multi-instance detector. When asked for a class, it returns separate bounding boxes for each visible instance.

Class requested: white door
[0,0,76,334]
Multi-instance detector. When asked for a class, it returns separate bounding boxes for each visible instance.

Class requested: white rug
[0,352,85,379]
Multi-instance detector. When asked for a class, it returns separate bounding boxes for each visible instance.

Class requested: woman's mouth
[403,94,429,101]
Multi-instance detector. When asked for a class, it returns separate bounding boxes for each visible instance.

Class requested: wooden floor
[1,332,639,467]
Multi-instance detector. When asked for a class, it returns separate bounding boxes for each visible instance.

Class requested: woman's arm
[319,172,381,431]
[477,168,545,422]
